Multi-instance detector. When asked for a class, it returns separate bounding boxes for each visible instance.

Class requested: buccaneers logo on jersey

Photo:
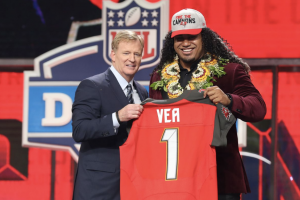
[221,106,232,121]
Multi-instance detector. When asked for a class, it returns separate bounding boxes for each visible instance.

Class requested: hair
[111,30,144,51]
[154,28,250,75]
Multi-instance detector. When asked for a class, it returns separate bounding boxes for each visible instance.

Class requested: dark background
[0,0,103,58]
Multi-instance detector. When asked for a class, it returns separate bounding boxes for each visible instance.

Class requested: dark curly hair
[153,28,250,75]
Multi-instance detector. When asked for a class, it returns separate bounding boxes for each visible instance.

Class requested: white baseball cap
[171,9,206,38]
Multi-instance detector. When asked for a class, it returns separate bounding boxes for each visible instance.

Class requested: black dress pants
[218,193,240,200]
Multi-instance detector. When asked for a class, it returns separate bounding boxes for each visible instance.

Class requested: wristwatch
[226,93,233,109]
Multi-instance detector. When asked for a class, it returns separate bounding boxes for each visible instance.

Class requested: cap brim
[171,29,202,38]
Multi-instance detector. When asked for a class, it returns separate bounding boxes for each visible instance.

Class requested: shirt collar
[110,66,134,90]
[178,58,202,73]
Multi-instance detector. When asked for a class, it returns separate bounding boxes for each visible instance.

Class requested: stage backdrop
[0,0,299,58]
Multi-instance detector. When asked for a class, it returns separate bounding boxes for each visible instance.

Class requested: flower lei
[150,53,229,99]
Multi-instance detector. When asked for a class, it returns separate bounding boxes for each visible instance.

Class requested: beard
[179,56,196,64]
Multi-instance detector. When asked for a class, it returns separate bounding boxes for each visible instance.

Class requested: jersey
[120,90,236,200]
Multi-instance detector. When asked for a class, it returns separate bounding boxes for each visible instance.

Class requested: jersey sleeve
[211,104,236,146]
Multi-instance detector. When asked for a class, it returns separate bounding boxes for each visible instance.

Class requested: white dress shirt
[110,66,142,129]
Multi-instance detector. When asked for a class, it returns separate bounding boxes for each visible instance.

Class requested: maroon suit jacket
[149,63,266,194]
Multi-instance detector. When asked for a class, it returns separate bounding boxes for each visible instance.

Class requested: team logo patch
[221,105,232,121]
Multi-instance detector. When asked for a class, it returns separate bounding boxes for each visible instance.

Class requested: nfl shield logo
[102,0,169,71]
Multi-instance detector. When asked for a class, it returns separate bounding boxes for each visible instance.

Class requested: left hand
[203,86,231,106]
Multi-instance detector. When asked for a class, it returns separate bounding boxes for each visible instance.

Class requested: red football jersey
[120,90,235,200]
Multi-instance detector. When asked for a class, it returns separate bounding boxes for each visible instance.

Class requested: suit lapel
[105,69,129,107]
[133,80,146,101]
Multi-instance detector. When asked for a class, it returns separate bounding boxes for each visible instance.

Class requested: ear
[110,50,115,62]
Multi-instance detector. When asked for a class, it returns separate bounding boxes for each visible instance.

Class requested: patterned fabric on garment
[126,84,134,104]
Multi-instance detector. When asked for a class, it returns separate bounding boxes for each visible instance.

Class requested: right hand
[118,104,143,122]
[203,86,231,106]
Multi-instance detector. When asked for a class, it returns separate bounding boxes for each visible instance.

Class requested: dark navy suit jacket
[72,68,148,200]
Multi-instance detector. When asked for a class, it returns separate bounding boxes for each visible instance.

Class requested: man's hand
[118,104,144,122]
[203,86,231,106]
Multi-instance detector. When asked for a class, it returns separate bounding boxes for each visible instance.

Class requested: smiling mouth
[126,64,136,68]
[181,49,193,54]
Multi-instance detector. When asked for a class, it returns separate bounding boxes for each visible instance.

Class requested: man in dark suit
[72,30,148,200]
[149,9,266,200]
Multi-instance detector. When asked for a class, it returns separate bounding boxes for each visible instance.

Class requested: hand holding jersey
[118,104,143,122]
[204,86,231,106]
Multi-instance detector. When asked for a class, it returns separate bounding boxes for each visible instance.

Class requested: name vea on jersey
[156,108,180,123]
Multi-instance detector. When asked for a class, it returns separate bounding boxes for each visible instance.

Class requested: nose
[182,38,191,46]
[128,53,135,62]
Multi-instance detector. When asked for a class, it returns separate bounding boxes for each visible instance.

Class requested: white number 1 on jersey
[161,128,179,180]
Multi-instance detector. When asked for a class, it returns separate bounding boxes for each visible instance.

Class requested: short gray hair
[111,30,144,51]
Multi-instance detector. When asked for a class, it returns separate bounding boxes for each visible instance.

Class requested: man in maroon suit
[149,8,266,200]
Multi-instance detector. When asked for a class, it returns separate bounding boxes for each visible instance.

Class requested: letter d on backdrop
[42,93,72,126]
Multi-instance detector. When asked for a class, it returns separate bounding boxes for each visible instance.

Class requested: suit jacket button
[236,109,242,113]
